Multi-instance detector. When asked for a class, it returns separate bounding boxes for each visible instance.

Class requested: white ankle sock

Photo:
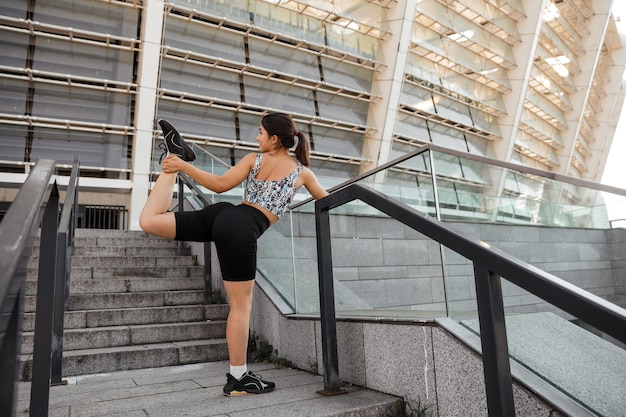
[230,364,247,380]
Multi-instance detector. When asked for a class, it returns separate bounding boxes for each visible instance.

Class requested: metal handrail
[0,156,80,417]
[292,143,626,211]
[0,159,56,417]
[314,183,626,415]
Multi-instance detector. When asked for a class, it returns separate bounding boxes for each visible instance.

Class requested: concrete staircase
[20,229,229,381]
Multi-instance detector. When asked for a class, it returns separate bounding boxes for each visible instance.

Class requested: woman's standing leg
[223,280,255,366]
[139,172,177,239]
[222,278,275,396]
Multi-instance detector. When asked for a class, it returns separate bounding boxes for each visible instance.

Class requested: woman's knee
[139,212,176,239]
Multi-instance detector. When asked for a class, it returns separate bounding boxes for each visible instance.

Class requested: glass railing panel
[458,289,626,417]
[286,203,449,317]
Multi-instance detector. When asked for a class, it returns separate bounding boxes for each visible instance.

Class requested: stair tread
[20,338,228,359]
[22,229,228,380]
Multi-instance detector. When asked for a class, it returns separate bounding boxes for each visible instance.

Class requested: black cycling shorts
[174,202,270,281]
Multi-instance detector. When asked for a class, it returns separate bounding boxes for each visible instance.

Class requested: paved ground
[16,361,401,417]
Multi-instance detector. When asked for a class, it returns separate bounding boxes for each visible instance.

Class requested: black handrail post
[29,184,60,417]
[204,242,213,304]
[51,155,79,384]
[314,201,344,395]
[177,177,185,256]
[50,228,67,386]
[473,263,515,417]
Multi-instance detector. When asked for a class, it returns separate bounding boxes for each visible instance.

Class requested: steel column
[29,187,60,417]
[473,263,515,417]
[314,203,344,395]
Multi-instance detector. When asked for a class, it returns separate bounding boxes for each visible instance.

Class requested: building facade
[0,0,624,229]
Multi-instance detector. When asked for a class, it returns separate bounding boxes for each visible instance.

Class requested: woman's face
[256,123,276,152]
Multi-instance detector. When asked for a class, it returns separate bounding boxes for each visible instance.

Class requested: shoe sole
[158,119,197,162]
[223,388,275,396]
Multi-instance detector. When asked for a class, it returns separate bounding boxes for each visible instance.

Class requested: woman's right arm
[162,153,256,193]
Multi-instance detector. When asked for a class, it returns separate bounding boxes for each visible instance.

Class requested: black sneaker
[223,371,275,396]
[158,119,197,162]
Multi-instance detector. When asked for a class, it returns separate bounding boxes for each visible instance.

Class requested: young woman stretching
[139,113,328,396]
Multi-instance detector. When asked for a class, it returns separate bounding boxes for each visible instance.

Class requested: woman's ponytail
[294,130,310,167]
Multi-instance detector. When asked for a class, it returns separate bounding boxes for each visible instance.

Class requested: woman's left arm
[300,167,328,200]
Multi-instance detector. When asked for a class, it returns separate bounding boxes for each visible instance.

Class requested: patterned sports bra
[243,153,302,218]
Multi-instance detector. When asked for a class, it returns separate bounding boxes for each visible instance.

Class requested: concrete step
[25,277,203,295]
[72,245,185,256]
[20,339,230,380]
[26,265,205,280]
[17,362,403,417]
[27,255,197,268]
[21,321,227,353]
[24,289,205,312]
[31,233,180,249]
[22,304,229,331]
[22,228,228,383]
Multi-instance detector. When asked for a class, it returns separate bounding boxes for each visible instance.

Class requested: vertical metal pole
[203,242,212,304]
[30,188,60,417]
[50,230,67,385]
[428,150,450,317]
[473,263,515,417]
[177,177,185,256]
[314,204,344,395]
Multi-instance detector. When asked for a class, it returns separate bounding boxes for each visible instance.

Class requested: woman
[139,113,328,396]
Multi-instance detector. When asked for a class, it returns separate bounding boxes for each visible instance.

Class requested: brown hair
[261,112,310,166]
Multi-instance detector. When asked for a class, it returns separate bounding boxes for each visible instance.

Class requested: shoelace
[158,143,168,164]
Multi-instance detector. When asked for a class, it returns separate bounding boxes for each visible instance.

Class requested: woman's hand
[161,154,187,174]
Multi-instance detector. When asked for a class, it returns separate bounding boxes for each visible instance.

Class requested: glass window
[1,30,29,68]
[394,113,430,142]
[244,76,315,116]
[326,24,381,61]
[0,124,27,162]
[311,125,363,158]
[156,101,237,142]
[320,57,375,93]
[401,83,435,113]
[406,54,440,86]
[316,91,368,125]
[252,1,325,46]
[248,38,320,81]
[465,132,490,155]
[31,83,132,126]
[238,112,264,145]
[429,123,468,152]
[164,19,246,64]
[433,153,463,179]
[0,0,27,19]
[308,159,359,188]
[160,60,241,102]
[469,107,501,136]
[391,142,429,172]
[433,95,473,126]
[33,38,134,82]
[459,159,488,184]
[34,0,138,38]
[183,0,250,25]
[30,127,130,169]
[0,77,27,116]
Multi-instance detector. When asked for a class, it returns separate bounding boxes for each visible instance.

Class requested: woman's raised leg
[139,172,177,239]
